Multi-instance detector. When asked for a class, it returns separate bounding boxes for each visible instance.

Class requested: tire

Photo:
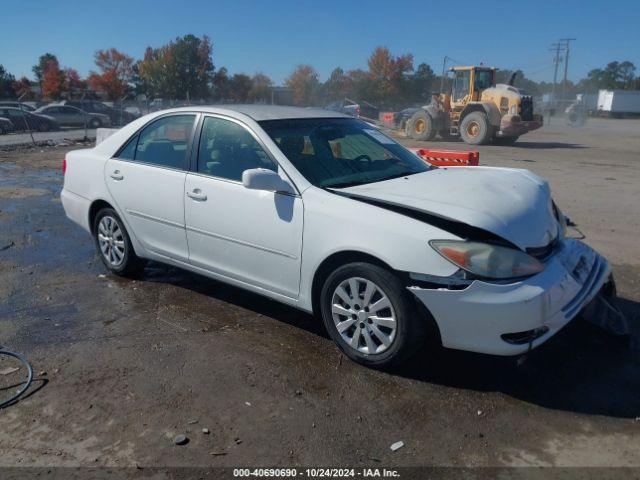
[320,262,428,368]
[460,111,492,145]
[406,110,436,141]
[90,117,101,128]
[493,135,519,145]
[37,122,51,132]
[93,208,146,277]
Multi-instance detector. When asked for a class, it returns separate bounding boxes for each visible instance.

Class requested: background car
[325,99,360,117]
[0,101,36,112]
[0,107,58,131]
[59,100,137,126]
[35,104,111,128]
[0,117,14,134]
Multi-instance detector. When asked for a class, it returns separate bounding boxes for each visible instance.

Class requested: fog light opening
[501,326,549,345]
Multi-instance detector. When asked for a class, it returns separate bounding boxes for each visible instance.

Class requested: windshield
[474,69,493,90]
[259,118,430,188]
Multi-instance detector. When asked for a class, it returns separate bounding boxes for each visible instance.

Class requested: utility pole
[549,43,563,104]
[560,38,576,100]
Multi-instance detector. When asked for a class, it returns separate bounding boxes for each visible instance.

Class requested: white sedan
[61,105,613,367]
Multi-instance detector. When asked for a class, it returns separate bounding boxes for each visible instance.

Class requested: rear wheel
[406,110,436,141]
[460,111,492,145]
[37,122,51,132]
[320,262,428,368]
[93,208,146,277]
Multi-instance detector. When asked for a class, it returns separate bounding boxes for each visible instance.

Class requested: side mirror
[242,168,295,195]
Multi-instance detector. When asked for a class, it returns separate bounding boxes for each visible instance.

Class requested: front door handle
[186,189,207,201]
[110,170,124,181]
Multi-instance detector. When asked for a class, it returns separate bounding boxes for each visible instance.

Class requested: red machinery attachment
[408,148,479,167]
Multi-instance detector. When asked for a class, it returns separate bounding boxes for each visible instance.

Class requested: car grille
[561,254,608,320]
[520,96,534,121]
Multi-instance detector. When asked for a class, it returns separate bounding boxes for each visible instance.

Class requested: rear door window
[132,115,196,169]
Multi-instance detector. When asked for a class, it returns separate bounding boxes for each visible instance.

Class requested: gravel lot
[0,117,638,472]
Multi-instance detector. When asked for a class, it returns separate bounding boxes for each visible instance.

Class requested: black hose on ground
[0,349,33,409]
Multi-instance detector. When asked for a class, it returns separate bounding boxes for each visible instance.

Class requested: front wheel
[460,111,492,145]
[90,117,101,128]
[93,208,146,277]
[406,110,436,141]
[320,262,428,368]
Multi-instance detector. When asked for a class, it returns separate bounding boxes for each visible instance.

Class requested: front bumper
[497,114,543,137]
[408,238,610,355]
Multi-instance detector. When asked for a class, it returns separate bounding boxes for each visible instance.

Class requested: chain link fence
[0,93,299,148]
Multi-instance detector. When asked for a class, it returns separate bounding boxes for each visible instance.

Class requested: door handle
[110,170,124,181]
[186,189,207,201]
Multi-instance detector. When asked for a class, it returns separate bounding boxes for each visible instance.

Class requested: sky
[2,0,639,85]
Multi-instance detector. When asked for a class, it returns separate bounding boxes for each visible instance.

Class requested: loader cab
[448,67,496,109]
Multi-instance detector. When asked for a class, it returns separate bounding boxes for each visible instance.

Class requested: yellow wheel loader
[403,66,542,145]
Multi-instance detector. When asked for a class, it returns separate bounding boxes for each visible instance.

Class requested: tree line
[0,34,638,108]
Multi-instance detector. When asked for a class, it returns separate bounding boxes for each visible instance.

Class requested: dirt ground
[0,117,639,473]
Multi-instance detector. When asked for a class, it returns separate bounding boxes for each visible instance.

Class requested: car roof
[162,104,349,121]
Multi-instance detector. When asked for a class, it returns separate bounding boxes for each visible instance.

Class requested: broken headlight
[430,240,544,280]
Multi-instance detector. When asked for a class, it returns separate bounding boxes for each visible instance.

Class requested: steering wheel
[353,154,372,165]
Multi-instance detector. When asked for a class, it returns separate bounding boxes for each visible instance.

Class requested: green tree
[583,61,637,90]
[323,67,351,102]
[228,73,253,103]
[0,65,16,98]
[212,67,231,101]
[248,72,273,103]
[137,34,214,99]
[408,63,435,104]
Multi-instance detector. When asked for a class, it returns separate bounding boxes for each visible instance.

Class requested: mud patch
[0,187,49,199]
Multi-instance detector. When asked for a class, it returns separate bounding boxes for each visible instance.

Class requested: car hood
[338,167,559,250]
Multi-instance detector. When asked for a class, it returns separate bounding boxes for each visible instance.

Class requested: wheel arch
[311,250,394,316]
[88,199,115,235]
[310,249,442,347]
[461,102,501,127]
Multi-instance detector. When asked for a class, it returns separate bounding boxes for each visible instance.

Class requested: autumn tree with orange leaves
[366,46,413,107]
[88,48,134,100]
[285,65,319,106]
[42,59,66,100]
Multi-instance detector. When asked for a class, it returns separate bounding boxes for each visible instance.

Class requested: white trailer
[597,89,640,115]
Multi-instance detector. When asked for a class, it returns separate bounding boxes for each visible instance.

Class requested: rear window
[115,115,196,169]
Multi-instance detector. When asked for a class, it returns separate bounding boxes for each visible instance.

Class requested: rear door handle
[186,189,207,201]
[110,170,124,180]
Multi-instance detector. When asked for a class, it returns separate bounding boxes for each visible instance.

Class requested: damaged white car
[61,106,617,367]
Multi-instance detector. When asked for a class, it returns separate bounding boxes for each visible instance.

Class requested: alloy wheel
[331,277,397,354]
[97,215,125,267]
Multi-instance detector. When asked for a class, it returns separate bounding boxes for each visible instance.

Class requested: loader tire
[460,111,492,145]
[407,111,436,141]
